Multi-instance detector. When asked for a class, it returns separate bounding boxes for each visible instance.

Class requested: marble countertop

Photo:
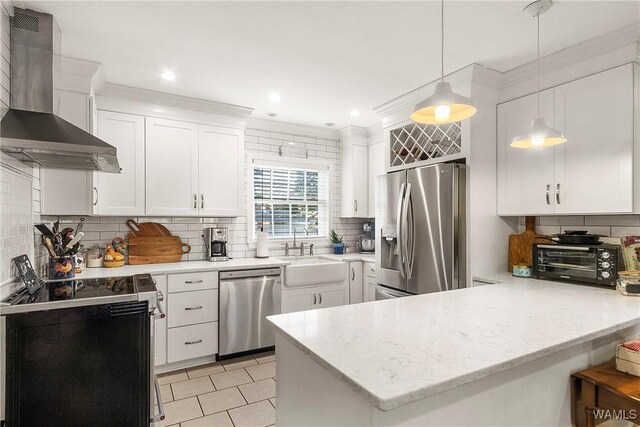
[267,277,640,411]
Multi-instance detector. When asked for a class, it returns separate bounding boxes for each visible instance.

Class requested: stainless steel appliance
[0,273,164,425]
[0,8,120,173]
[375,163,466,296]
[219,268,281,357]
[358,221,375,253]
[203,227,229,262]
[533,243,622,286]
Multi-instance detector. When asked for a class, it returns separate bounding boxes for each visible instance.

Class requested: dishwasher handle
[219,268,281,280]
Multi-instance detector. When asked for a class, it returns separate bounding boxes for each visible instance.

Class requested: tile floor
[156,351,276,427]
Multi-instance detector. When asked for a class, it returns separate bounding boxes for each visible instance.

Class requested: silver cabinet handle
[351,267,355,281]
[313,294,317,305]
[201,194,204,209]
[152,375,166,423]
[93,186,98,206]
[184,305,203,311]
[546,184,551,205]
[193,194,197,209]
[556,184,561,204]
[370,267,375,274]
[185,280,203,284]
[354,199,358,212]
[319,292,322,304]
[185,339,203,345]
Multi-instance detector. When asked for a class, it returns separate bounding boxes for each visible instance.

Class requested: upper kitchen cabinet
[497,89,556,216]
[340,127,368,218]
[94,111,145,216]
[198,125,245,217]
[40,90,93,216]
[553,64,634,214]
[368,142,384,218]
[146,117,200,216]
[497,64,635,216]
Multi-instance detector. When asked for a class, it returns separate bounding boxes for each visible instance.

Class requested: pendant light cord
[536,11,540,117]
[441,0,445,81]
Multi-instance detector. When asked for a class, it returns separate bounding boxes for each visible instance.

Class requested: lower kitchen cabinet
[167,322,219,363]
[348,262,363,304]
[363,262,376,302]
[167,289,218,328]
[153,275,168,367]
[281,283,348,314]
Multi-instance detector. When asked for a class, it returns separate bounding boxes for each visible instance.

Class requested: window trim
[247,153,333,244]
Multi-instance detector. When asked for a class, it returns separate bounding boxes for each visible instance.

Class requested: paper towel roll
[256,231,269,258]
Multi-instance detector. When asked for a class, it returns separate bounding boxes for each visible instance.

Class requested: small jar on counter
[86,244,104,268]
[74,246,85,273]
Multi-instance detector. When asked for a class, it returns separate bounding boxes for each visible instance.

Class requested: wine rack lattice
[390,121,462,167]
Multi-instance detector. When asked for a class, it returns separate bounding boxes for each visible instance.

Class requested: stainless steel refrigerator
[374,163,466,298]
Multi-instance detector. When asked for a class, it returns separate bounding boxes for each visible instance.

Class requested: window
[252,162,330,239]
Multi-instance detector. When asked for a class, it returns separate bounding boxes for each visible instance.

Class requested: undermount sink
[282,257,347,287]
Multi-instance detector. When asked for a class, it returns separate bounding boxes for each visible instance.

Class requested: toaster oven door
[536,246,597,282]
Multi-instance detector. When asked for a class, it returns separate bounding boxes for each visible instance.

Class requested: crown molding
[97,82,253,120]
[501,23,639,90]
[57,56,101,93]
[246,117,339,140]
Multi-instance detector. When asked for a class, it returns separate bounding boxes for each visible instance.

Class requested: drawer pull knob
[185,339,203,345]
[184,306,203,311]
[185,280,203,284]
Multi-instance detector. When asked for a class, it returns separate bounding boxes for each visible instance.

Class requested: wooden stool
[571,361,640,426]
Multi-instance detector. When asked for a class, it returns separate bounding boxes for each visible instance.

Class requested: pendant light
[511,0,566,148]
[410,0,476,125]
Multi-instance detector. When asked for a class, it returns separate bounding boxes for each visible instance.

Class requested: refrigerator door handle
[403,183,415,279]
[396,183,406,278]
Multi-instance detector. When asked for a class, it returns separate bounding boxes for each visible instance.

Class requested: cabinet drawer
[365,262,376,279]
[167,322,218,363]
[168,289,218,328]
[168,271,218,292]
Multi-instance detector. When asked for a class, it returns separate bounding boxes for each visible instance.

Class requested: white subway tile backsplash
[538,216,585,226]
[610,227,640,238]
[584,215,640,227]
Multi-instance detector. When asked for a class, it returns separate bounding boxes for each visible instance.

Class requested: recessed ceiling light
[325,122,336,127]
[269,92,281,103]
[266,112,277,117]
[160,70,176,81]
[350,110,360,117]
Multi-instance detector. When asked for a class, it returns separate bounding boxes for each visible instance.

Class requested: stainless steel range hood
[0,8,120,173]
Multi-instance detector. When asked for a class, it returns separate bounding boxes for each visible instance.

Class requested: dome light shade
[511,117,567,148]
[410,82,477,125]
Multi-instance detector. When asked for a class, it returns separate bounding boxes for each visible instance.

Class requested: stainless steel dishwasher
[219,268,281,357]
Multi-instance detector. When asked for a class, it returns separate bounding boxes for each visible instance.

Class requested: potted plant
[330,230,344,255]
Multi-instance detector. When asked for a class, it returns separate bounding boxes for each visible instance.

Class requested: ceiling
[20,1,640,129]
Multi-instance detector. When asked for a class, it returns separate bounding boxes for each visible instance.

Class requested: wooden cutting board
[127,219,172,237]
[508,216,552,272]
[128,235,191,265]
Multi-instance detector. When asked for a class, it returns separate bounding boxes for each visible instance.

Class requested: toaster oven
[532,243,622,286]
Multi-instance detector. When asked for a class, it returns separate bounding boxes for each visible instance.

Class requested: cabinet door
[353,144,369,218]
[348,262,363,304]
[95,111,145,215]
[281,290,315,314]
[145,118,199,216]
[153,275,168,367]
[167,322,218,363]
[364,279,377,302]
[497,89,556,215]
[368,142,384,218]
[41,90,92,216]
[198,125,245,217]
[317,286,348,309]
[553,64,634,214]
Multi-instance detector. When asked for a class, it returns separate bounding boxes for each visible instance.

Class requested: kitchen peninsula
[267,278,640,426]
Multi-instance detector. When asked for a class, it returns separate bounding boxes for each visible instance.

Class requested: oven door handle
[151,374,166,423]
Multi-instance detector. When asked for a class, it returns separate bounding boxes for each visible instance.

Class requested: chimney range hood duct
[0,8,120,173]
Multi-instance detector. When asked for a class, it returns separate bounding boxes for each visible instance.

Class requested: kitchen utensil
[41,235,57,258]
[564,230,589,235]
[53,220,59,234]
[552,233,602,245]
[64,232,84,251]
[34,223,55,237]
[12,255,43,294]
[128,235,191,265]
[508,216,551,272]
[75,217,84,235]
[48,256,75,280]
[126,219,172,236]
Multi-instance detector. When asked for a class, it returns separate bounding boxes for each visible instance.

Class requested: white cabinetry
[348,262,363,304]
[198,125,245,217]
[363,261,376,302]
[146,118,245,217]
[368,142,384,218]
[497,64,634,216]
[40,90,93,215]
[340,127,369,218]
[146,118,199,216]
[166,271,219,364]
[154,275,168,367]
[94,111,145,215]
[281,282,348,314]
